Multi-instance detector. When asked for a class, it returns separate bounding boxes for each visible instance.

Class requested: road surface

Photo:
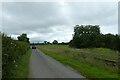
[29,49,85,78]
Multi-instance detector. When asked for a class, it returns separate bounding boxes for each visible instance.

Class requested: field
[37,45,119,79]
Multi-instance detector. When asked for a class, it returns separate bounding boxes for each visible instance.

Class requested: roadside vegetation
[38,45,119,79]
[2,33,31,78]
[36,25,119,79]
[0,33,1,79]
[11,49,32,78]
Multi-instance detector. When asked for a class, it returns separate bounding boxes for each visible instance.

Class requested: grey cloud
[2,2,70,35]
[68,2,117,26]
[118,2,120,34]
[2,2,118,42]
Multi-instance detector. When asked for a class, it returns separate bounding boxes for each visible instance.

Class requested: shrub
[2,33,30,78]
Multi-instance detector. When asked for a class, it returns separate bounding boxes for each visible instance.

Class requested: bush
[2,34,30,78]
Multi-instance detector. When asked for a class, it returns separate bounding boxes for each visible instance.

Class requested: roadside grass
[37,45,118,79]
[11,49,32,78]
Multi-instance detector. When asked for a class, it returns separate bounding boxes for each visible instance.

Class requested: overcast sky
[1,2,118,43]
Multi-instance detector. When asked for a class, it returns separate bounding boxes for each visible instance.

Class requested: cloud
[2,2,118,43]
[118,2,120,35]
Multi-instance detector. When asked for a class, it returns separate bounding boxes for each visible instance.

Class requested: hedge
[2,34,30,78]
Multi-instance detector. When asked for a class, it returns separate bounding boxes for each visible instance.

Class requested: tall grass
[12,49,32,78]
[38,45,119,78]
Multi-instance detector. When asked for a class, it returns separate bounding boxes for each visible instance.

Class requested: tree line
[69,25,120,51]
[30,40,69,45]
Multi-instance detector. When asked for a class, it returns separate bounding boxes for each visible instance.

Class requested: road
[29,49,85,78]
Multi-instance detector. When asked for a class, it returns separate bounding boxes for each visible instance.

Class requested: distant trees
[43,41,51,45]
[44,41,48,44]
[52,40,58,44]
[94,34,120,50]
[17,33,29,43]
[59,42,69,45]
[32,41,68,45]
[69,25,120,51]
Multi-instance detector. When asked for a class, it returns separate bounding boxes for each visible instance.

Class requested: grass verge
[11,49,32,78]
[38,45,118,79]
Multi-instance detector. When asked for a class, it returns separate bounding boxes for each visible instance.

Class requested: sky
[1,1,118,43]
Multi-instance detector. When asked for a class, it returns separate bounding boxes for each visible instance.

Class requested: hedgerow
[2,33,30,78]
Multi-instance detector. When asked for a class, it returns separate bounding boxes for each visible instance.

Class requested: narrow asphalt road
[29,49,85,78]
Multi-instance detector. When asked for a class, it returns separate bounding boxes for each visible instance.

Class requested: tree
[47,42,51,44]
[52,40,58,44]
[44,41,47,44]
[17,33,29,43]
[43,41,51,45]
[70,25,100,48]
[69,24,120,51]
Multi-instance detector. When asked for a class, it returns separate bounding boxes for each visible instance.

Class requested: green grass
[11,49,32,78]
[37,45,119,79]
